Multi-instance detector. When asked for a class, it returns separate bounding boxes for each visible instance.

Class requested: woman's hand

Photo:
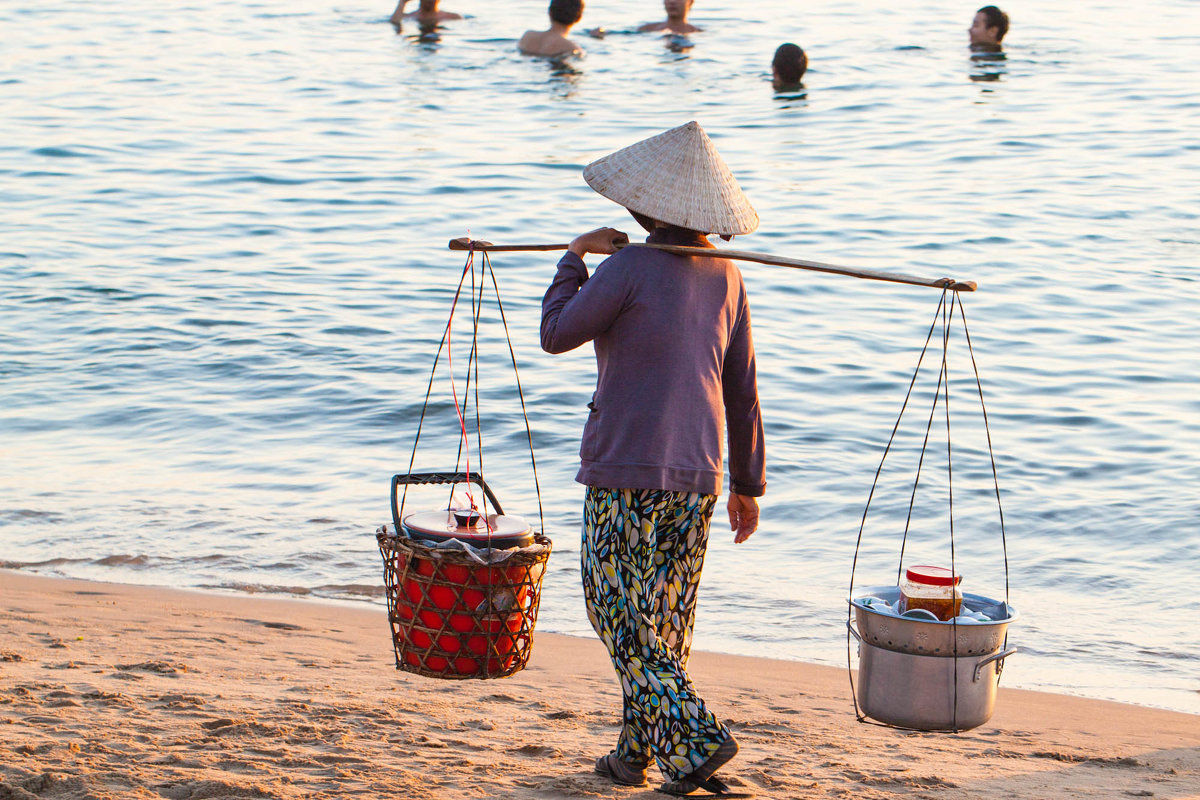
[727,493,759,543]
[568,227,628,257]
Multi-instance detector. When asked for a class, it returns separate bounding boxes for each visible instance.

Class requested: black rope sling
[377,244,553,681]
[846,289,1009,731]
[395,245,544,538]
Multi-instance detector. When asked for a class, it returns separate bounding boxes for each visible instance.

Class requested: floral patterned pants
[581,486,731,780]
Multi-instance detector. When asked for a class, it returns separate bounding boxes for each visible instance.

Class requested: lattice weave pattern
[377,531,552,680]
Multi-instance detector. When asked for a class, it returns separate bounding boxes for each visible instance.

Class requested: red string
[446,245,492,532]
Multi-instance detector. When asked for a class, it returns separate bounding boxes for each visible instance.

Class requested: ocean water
[2,0,1198,714]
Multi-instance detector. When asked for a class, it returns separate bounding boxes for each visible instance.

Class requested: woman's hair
[549,0,584,26]
[628,209,658,234]
[772,43,807,84]
[977,6,1009,41]
[627,209,727,240]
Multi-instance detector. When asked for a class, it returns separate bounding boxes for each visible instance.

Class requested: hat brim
[583,121,759,236]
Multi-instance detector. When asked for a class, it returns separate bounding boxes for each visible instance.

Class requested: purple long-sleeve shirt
[540,227,766,497]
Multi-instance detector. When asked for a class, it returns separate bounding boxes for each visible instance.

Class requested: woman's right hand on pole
[568,227,628,257]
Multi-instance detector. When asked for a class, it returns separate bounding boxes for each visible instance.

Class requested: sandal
[656,774,754,798]
[656,737,752,798]
[594,751,649,786]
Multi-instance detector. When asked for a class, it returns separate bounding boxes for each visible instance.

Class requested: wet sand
[1,569,1197,799]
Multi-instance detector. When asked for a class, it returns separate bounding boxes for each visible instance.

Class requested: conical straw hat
[583,121,759,237]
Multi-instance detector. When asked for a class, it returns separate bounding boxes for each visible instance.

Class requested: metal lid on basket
[402,510,535,549]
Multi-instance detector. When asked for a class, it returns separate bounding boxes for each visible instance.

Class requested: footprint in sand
[154,693,208,709]
[82,690,133,707]
[413,735,449,749]
[862,773,959,789]
[462,719,497,731]
[240,618,305,631]
[744,768,787,788]
[159,779,274,799]
[482,693,521,703]
[510,744,563,758]
[115,660,189,675]
[201,718,238,730]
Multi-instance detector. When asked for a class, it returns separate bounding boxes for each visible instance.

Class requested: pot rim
[849,584,1019,626]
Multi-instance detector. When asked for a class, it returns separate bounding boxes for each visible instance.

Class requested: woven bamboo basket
[377,527,552,680]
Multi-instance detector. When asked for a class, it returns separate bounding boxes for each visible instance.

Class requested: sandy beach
[1,569,1196,799]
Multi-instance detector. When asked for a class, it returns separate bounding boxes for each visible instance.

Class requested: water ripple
[1,0,1197,714]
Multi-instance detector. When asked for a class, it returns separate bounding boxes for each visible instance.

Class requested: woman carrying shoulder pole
[540,121,765,798]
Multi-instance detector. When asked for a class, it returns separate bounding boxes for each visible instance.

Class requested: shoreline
[2,569,1198,799]
[4,565,1195,717]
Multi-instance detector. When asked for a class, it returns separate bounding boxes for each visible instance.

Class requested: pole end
[448,237,496,251]
[938,278,977,292]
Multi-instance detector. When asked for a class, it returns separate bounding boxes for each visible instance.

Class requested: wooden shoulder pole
[447,237,977,292]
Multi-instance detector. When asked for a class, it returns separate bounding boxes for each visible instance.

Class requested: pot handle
[974,646,1018,682]
[390,471,505,534]
[846,619,863,642]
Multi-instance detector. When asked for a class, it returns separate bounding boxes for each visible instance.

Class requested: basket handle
[390,471,506,534]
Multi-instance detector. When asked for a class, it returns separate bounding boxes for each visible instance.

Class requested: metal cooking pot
[849,585,1017,657]
[851,623,1017,731]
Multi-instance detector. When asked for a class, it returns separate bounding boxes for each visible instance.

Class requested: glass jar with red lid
[899,565,963,621]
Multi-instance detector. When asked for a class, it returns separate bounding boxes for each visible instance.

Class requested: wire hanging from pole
[481,250,545,539]
[896,298,956,582]
[848,288,947,608]
[396,241,547,540]
[958,302,1009,605]
[846,289,1006,730]
[942,292,960,731]
[444,248,488,527]
[399,248,480,524]
[847,290,948,724]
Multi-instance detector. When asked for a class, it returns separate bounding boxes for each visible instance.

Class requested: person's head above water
[389,0,461,26]
[638,0,700,34]
[549,0,584,26]
[663,0,695,20]
[518,0,584,57]
[969,6,1008,49]
[582,121,758,238]
[772,43,807,90]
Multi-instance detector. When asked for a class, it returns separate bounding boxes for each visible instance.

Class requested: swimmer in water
[519,0,585,57]
[771,43,807,91]
[390,0,461,27]
[638,0,701,34]
[968,6,1008,52]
